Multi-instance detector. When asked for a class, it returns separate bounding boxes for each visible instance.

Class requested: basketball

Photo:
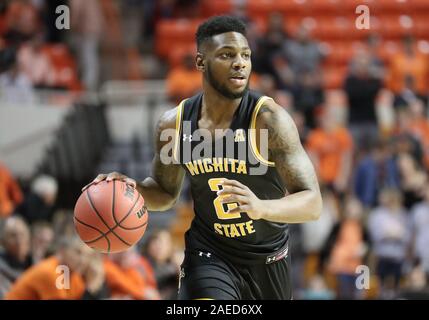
[73,180,148,253]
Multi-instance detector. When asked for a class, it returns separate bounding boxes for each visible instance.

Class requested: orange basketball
[73,180,148,253]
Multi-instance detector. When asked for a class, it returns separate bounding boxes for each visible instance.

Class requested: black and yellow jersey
[174,90,289,265]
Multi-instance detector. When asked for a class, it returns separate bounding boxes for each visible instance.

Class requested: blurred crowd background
[1,0,429,300]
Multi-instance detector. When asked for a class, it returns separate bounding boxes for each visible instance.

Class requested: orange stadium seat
[247,0,310,21]
[322,41,360,66]
[343,0,377,11]
[323,66,348,89]
[414,15,429,38]
[374,0,412,14]
[155,19,203,58]
[167,43,197,68]
[308,0,343,15]
[201,0,232,17]
[410,0,429,12]
[316,16,354,40]
[379,15,416,39]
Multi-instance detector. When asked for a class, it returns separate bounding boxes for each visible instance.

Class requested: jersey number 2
[208,178,242,220]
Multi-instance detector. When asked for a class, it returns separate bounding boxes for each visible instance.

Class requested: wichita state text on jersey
[174,90,289,264]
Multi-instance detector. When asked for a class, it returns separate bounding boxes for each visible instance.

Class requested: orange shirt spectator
[0,163,23,217]
[306,125,353,185]
[329,219,364,274]
[5,256,85,300]
[167,54,201,104]
[136,255,158,292]
[104,258,148,300]
[387,37,428,95]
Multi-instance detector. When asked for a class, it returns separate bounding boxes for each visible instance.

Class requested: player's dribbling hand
[217,179,265,220]
[82,172,137,191]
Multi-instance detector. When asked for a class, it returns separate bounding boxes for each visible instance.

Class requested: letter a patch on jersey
[234,129,246,142]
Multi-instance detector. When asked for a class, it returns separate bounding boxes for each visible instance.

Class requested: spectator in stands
[143,229,180,300]
[397,262,429,300]
[104,250,160,300]
[291,109,310,145]
[230,0,252,27]
[5,236,108,300]
[257,73,291,110]
[397,152,427,210]
[398,99,429,169]
[253,12,289,87]
[306,107,353,196]
[131,248,160,299]
[70,0,104,91]
[387,35,428,107]
[30,222,54,264]
[284,23,323,79]
[3,0,40,46]
[368,188,412,299]
[283,23,324,127]
[301,187,338,276]
[361,33,385,77]
[0,216,31,297]
[301,274,335,300]
[0,47,35,104]
[166,52,201,104]
[353,139,400,208]
[344,49,383,148]
[0,161,23,218]
[411,185,429,277]
[17,33,56,88]
[17,175,58,224]
[327,197,368,299]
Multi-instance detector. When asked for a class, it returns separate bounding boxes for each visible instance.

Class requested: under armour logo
[183,134,192,142]
[267,256,276,264]
[198,251,211,258]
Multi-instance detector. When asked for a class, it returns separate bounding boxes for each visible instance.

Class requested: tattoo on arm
[151,108,185,198]
[258,104,320,194]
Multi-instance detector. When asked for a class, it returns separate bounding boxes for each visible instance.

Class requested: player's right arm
[87,107,185,211]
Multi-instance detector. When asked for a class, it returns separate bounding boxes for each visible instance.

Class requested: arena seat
[323,66,347,89]
[167,43,197,68]
[156,19,203,58]
[308,0,343,15]
[247,0,310,21]
[201,0,232,17]
[379,15,416,39]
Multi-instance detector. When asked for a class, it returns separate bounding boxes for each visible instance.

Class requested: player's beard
[206,63,249,99]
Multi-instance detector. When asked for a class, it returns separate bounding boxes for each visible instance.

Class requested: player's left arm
[219,99,322,223]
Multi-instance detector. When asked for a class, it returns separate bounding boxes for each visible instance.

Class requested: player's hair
[196,15,247,49]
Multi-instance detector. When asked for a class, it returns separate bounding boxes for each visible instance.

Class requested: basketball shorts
[177,249,292,300]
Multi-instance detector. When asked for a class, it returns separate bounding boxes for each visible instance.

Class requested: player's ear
[196,52,205,71]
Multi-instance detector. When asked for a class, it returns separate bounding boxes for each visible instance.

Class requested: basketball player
[88,16,322,300]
